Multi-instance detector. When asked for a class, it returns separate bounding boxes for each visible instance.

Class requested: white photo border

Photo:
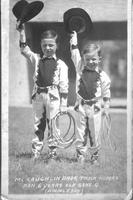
[1,0,132,199]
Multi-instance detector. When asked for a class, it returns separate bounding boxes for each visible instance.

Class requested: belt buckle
[44,87,48,93]
[37,87,48,94]
[81,99,87,105]
[81,99,96,106]
[87,101,93,106]
[50,85,56,90]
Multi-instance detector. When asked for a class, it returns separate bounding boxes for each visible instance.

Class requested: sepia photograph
[1,0,132,199]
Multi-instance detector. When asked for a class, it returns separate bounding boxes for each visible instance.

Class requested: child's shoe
[92,159,100,166]
[78,155,85,165]
[91,151,100,166]
[33,151,40,161]
[48,148,57,160]
[76,149,86,165]
[32,137,43,160]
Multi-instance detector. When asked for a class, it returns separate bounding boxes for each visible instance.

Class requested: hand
[70,31,78,46]
[102,108,109,116]
[60,105,67,113]
[16,21,24,32]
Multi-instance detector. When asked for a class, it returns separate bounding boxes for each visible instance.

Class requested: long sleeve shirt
[70,47,111,102]
[20,45,69,98]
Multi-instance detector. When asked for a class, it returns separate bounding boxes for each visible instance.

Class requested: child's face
[83,51,100,70]
[41,38,57,57]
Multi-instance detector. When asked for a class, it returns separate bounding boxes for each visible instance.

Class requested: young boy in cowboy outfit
[16,23,68,160]
[70,31,111,164]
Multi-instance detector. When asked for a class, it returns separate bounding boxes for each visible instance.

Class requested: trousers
[74,100,102,155]
[31,87,60,154]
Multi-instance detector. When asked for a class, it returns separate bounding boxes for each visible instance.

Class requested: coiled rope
[101,113,116,152]
[52,111,76,149]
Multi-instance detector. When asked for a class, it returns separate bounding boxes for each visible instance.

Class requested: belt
[37,85,57,94]
[81,99,97,106]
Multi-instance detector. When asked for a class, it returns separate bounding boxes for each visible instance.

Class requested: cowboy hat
[12,0,44,26]
[63,8,93,34]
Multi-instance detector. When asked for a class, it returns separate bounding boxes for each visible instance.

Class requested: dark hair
[40,30,58,42]
[81,42,101,57]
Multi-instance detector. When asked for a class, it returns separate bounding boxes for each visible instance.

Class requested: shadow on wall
[25,21,127,105]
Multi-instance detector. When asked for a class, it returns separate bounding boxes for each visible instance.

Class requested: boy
[16,22,68,160]
[70,31,111,164]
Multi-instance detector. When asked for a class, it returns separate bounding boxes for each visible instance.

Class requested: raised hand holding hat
[70,31,78,46]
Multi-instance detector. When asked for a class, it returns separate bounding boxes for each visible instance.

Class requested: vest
[36,57,58,87]
[78,68,101,100]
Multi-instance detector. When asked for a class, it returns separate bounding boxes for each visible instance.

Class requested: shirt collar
[42,54,57,60]
[83,65,99,72]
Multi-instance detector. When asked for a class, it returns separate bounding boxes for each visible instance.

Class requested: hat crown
[12,0,28,20]
[12,0,44,25]
[63,8,93,34]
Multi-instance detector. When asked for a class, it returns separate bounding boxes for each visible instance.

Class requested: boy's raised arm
[16,21,26,45]
[16,21,38,64]
[70,31,81,70]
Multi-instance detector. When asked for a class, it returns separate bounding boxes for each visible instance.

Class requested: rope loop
[52,111,76,149]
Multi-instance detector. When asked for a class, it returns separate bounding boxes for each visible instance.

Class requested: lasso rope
[52,111,76,149]
[101,113,116,152]
[86,112,116,157]
[51,110,116,151]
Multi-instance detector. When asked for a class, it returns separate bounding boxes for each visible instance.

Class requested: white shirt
[70,47,111,101]
[20,45,69,95]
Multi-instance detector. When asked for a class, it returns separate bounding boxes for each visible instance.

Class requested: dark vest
[78,68,101,100]
[36,57,58,87]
